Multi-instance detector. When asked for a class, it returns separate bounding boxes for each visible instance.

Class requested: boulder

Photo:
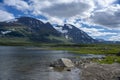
[60,58,74,68]
[50,58,75,68]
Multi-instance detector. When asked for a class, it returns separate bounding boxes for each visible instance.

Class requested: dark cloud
[90,9,120,28]
[41,2,90,18]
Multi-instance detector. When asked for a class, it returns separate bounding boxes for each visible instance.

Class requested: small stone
[67,69,71,71]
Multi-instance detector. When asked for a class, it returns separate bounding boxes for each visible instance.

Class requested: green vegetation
[50,44,120,54]
[48,35,71,43]
[49,44,120,64]
[0,39,120,55]
[94,56,120,64]
[0,39,120,64]
[0,37,33,46]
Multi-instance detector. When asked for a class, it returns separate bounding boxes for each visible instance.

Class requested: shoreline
[80,62,120,80]
[50,58,120,80]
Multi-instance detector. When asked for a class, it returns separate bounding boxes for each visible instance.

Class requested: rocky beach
[50,58,120,80]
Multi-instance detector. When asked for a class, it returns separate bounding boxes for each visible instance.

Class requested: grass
[94,56,120,64]
[0,39,120,55]
[49,44,120,64]
[48,35,71,43]
[0,39,120,64]
[50,44,120,55]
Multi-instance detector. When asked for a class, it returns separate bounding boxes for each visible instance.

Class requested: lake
[0,46,104,80]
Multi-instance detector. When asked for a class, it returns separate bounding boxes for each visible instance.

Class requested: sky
[0,0,120,41]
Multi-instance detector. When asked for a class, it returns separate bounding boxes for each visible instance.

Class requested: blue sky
[0,0,120,41]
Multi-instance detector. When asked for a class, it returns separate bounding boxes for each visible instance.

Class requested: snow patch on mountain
[5,19,18,23]
[1,31,12,35]
[53,26,68,33]
[66,24,73,29]
[65,35,69,39]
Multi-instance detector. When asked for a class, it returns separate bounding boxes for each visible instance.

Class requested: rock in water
[50,58,75,68]
[60,58,74,68]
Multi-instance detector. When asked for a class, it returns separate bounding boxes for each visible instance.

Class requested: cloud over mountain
[41,2,90,18]
[90,5,120,28]
[0,0,120,41]
[0,10,15,22]
[4,0,29,11]
[3,0,120,28]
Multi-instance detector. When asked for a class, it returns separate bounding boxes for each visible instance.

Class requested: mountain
[0,16,96,43]
[0,17,63,43]
[96,38,105,42]
[55,24,96,43]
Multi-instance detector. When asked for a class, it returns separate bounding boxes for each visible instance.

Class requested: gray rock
[60,58,74,68]
[50,58,74,68]
[80,63,120,80]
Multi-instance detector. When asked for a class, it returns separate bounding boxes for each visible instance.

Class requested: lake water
[0,46,104,80]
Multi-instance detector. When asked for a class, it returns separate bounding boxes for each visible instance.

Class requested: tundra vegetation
[0,39,120,64]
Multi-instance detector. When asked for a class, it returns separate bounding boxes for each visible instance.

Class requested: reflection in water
[0,46,104,80]
[0,46,79,80]
[49,68,80,80]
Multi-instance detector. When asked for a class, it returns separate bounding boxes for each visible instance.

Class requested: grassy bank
[0,37,52,47]
[94,56,120,64]
[49,44,120,64]
[0,39,120,55]
[50,44,120,55]
[0,39,120,64]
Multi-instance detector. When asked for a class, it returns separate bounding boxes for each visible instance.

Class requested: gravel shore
[79,63,120,80]
[50,58,120,80]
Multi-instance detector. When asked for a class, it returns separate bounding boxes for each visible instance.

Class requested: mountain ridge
[0,16,98,43]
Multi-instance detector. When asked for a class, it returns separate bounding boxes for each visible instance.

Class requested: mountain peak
[55,24,96,43]
[63,24,74,29]
[0,16,97,43]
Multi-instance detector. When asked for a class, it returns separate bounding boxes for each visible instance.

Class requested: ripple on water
[49,68,81,80]
[0,46,104,80]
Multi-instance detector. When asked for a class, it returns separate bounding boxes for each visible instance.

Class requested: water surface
[0,46,104,80]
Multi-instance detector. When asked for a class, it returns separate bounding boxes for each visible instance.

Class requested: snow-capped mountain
[0,16,96,43]
[55,24,96,43]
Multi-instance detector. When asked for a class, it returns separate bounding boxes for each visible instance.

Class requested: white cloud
[2,0,120,41]
[23,0,95,24]
[3,0,120,27]
[4,0,29,11]
[48,17,64,25]
[41,2,90,18]
[93,0,116,8]
[109,34,120,41]
[80,27,117,37]
[29,0,52,16]
[0,10,15,22]
[34,0,119,28]
[90,5,120,28]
